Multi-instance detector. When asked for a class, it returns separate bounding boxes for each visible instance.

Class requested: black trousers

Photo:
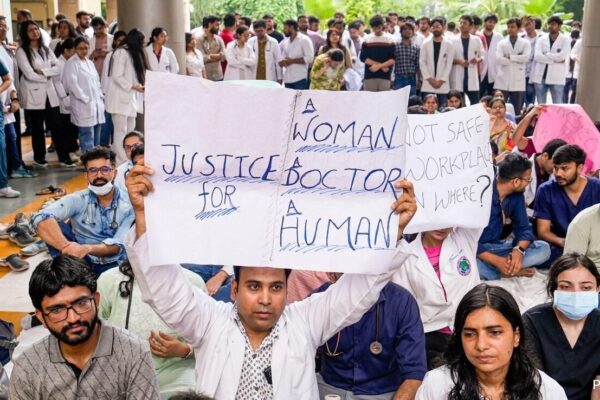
[27,99,70,163]
[426,331,451,370]
[60,113,80,153]
[502,91,525,117]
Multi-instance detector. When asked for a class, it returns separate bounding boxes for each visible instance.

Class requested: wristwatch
[513,246,526,255]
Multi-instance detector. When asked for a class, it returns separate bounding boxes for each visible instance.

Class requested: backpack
[0,319,17,366]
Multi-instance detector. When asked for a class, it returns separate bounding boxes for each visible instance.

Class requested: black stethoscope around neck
[83,199,119,230]
[325,303,382,357]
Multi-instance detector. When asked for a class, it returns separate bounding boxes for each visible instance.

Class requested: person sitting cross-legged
[32,146,134,277]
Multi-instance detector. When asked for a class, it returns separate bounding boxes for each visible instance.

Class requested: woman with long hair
[50,19,76,52]
[105,28,147,164]
[489,97,517,157]
[185,32,206,78]
[16,20,74,167]
[416,284,567,399]
[145,26,179,74]
[224,25,255,80]
[318,29,352,70]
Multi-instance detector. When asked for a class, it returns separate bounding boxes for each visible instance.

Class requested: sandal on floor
[0,254,30,272]
[52,188,67,198]
[36,185,60,195]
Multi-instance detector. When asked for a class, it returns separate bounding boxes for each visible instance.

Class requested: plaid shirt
[394,41,420,76]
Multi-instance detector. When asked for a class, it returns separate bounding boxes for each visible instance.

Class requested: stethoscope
[83,199,119,230]
[325,303,382,356]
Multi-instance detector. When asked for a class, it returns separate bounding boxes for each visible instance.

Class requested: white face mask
[88,181,114,196]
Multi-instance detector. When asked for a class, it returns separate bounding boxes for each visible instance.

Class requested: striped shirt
[9,321,159,400]
[359,33,396,80]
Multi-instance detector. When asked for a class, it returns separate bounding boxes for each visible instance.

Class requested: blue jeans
[47,221,118,278]
[0,114,7,189]
[534,83,564,104]
[100,112,113,146]
[78,124,103,152]
[182,264,233,302]
[285,79,308,90]
[393,75,417,95]
[563,78,577,104]
[4,122,23,173]
[477,240,551,281]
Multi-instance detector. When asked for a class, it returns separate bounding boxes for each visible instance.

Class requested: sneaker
[33,159,48,168]
[10,167,37,178]
[0,187,20,198]
[47,143,55,152]
[0,223,14,239]
[21,240,48,256]
[14,212,35,235]
[8,225,36,247]
[60,161,77,168]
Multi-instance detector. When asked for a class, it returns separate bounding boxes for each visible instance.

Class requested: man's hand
[148,331,190,359]
[369,63,381,72]
[490,254,511,276]
[206,271,227,296]
[391,180,417,240]
[62,243,91,259]
[507,250,523,276]
[126,163,155,214]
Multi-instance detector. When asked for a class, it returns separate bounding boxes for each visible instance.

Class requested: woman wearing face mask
[416,284,567,399]
[145,27,179,74]
[223,25,255,80]
[63,37,105,152]
[522,253,600,400]
[393,226,482,370]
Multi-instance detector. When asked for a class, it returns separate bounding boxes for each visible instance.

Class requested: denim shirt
[478,179,535,254]
[32,186,134,264]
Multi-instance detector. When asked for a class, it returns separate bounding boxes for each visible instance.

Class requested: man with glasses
[32,147,134,276]
[9,254,159,399]
[476,153,551,280]
[115,130,144,190]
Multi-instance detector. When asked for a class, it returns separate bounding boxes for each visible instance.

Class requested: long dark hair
[445,284,541,400]
[118,260,135,298]
[19,20,51,69]
[57,19,76,40]
[123,28,148,85]
[148,27,166,45]
[321,28,348,56]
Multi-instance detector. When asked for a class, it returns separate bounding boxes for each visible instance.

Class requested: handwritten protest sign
[403,104,494,234]
[533,105,600,173]
[144,71,409,273]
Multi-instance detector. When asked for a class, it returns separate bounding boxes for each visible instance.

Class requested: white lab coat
[186,49,205,78]
[15,47,60,110]
[247,36,282,82]
[105,47,143,118]
[449,35,484,92]
[224,41,255,80]
[63,56,105,127]
[480,31,503,83]
[145,45,179,74]
[52,55,70,114]
[420,38,454,94]
[100,51,114,94]
[531,33,571,85]
[494,36,531,92]
[125,230,411,400]
[392,229,481,333]
[570,39,581,80]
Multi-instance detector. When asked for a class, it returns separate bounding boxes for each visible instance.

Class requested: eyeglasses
[518,176,533,183]
[86,166,113,175]
[44,297,95,323]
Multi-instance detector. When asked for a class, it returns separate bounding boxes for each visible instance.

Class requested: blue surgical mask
[553,290,599,320]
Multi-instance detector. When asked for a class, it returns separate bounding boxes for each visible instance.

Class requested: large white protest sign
[403,104,494,234]
[144,71,408,273]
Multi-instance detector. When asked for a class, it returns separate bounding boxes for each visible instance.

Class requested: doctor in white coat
[145,27,179,74]
[224,25,255,81]
[420,17,455,107]
[124,165,418,400]
[247,20,282,83]
[52,38,79,159]
[531,16,571,104]
[105,29,147,164]
[63,37,106,152]
[449,15,484,106]
[494,18,531,116]
[479,15,503,97]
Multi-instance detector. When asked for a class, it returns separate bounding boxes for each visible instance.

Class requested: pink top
[424,244,453,336]
[286,270,330,304]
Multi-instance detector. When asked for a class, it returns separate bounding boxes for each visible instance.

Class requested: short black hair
[471,15,482,26]
[534,17,542,29]
[547,15,563,25]
[262,13,274,20]
[408,95,423,107]
[91,16,106,28]
[203,15,220,28]
[233,266,292,282]
[81,146,117,168]
[223,13,236,28]
[241,16,252,27]
[29,255,96,311]
[76,10,92,19]
[460,15,474,26]
[369,15,384,28]
[163,391,213,400]
[541,139,567,158]
[507,18,522,28]
[547,253,600,297]
[431,17,445,27]
[480,95,493,105]
[419,16,431,24]
[74,36,89,48]
[407,105,428,114]
[283,19,298,31]
[447,21,456,30]
[308,16,319,25]
[552,144,586,166]
[497,153,532,182]
[253,19,266,30]
[131,144,145,162]
[484,14,498,23]
[400,23,414,33]
[388,12,399,18]
[348,21,361,30]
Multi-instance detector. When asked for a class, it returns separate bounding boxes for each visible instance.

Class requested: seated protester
[423,94,439,114]
[519,138,568,217]
[314,274,426,399]
[564,204,600,271]
[534,144,600,266]
[114,131,144,190]
[492,89,516,118]
[393,226,482,370]
[124,161,419,399]
[489,97,516,156]
[416,284,567,399]
[309,49,345,91]
[477,153,551,280]
[522,254,600,400]
[98,261,207,399]
[9,255,159,399]
[510,105,547,158]
[446,89,463,109]
[32,147,134,277]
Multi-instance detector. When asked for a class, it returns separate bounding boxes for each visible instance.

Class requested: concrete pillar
[117,0,187,74]
[576,0,600,121]
[106,0,117,23]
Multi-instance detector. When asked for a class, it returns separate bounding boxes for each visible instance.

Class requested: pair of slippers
[0,254,29,272]
[35,185,67,198]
